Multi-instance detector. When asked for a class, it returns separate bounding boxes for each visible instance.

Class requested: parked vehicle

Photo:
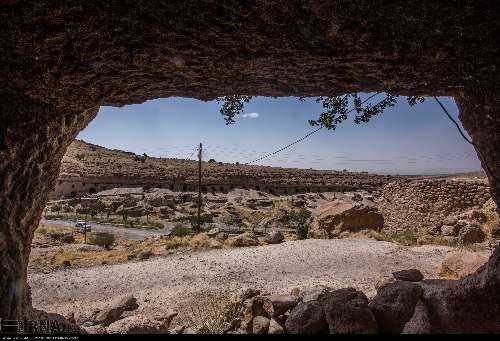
[75,221,91,232]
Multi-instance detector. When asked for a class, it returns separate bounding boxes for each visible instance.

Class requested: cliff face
[57,140,399,189]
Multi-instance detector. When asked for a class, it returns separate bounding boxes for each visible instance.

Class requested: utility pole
[197,143,202,232]
[84,211,88,244]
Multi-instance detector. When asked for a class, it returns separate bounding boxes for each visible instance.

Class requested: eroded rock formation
[0,1,499,331]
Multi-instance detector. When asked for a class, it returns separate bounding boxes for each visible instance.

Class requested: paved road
[40,219,172,240]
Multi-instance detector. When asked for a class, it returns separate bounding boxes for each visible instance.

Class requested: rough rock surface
[265,230,284,244]
[401,300,431,334]
[457,224,486,244]
[368,281,423,334]
[106,314,172,334]
[95,295,139,326]
[252,316,270,334]
[322,288,378,334]
[262,294,298,317]
[267,318,285,334]
[377,179,492,231]
[392,269,424,282]
[439,251,489,279]
[310,199,384,237]
[227,232,260,247]
[285,301,328,334]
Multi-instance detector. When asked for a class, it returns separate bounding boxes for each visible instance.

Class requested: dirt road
[28,237,458,324]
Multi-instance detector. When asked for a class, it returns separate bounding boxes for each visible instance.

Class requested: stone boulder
[457,209,487,224]
[457,224,486,244]
[401,300,431,334]
[116,205,146,217]
[265,230,284,244]
[118,295,139,311]
[29,308,84,334]
[138,248,153,260]
[441,225,459,237]
[311,199,384,238]
[442,216,458,226]
[206,227,220,237]
[106,314,171,334]
[375,275,396,291]
[368,281,423,334]
[322,288,378,334]
[215,232,229,242]
[46,232,75,243]
[252,316,270,334]
[143,190,176,207]
[285,301,328,334]
[227,232,260,247]
[267,318,285,334]
[262,294,299,317]
[418,245,500,333]
[392,269,424,282]
[426,224,442,236]
[307,227,329,239]
[438,250,489,279]
[95,295,139,326]
[298,286,332,303]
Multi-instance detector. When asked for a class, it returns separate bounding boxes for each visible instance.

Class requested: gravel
[28,237,454,323]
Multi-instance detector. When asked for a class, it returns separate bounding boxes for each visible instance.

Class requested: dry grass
[30,225,227,272]
[185,292,241,334]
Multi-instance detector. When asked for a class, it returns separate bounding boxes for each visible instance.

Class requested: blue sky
[78,94,481,175]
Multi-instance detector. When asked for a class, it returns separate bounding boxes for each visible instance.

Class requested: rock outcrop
[438,251,489,279]
[309,199,384,238]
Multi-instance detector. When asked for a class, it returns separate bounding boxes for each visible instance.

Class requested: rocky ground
[29,236,489,333]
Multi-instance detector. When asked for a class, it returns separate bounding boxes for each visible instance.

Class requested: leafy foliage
[171,223,192,237]
[88,207,98,219]
[217,94,426,130]
[216,95,252,124]
[89,232,115,249]
[281,209,312,240]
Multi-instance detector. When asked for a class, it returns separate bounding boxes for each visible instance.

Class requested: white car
[75,221,91,232]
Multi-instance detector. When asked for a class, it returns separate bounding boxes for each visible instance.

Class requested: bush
[171,223,191,237]
[296,224,309,240]
[37,227,48,235]
[281,209,312,240]
[89,232,115,249]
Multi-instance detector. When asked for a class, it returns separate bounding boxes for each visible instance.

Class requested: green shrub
[37,228,47,235]
[282,209,312,240]
[89,232,115,249]
[171,223,191,237]
[296,224,309,240]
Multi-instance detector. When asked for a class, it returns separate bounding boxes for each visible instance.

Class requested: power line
[246,92,381,165]
[433,96,499,183]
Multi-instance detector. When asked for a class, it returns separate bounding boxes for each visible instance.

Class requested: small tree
[171,223,191,237]
[282,209,312,240]
[88,207,98,221]
[89,232,115,249]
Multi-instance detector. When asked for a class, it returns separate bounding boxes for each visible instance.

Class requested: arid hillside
[58,140,401,189]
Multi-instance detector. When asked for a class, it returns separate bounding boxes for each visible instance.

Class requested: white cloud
[241,112,260,119]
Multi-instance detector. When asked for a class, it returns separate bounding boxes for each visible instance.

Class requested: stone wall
[49,175,383,199]
[376,179,491,231]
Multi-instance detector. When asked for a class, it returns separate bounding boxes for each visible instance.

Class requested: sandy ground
[29,237,455,324]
